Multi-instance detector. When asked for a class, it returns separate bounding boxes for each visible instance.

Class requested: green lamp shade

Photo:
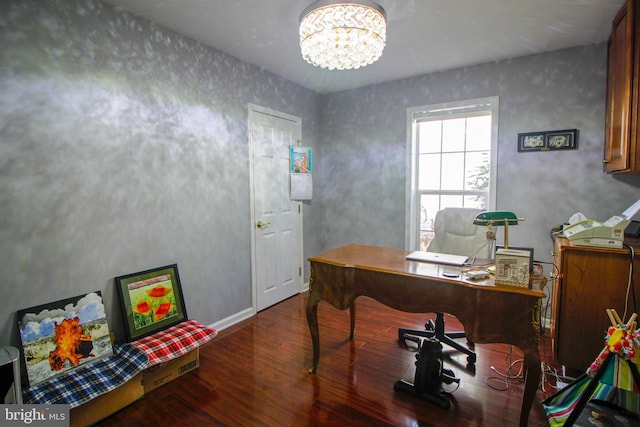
[473,211,524,250]
[473,211,520,226]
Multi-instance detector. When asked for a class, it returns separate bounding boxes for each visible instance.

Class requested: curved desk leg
[349,301,356,341]
[520,350,541,426]
[307,294,320,374]
[519,299,543,426]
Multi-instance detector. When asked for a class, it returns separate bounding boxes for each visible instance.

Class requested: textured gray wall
[2,0,640,348]
[315,44,640,281]
[0,0,319,346]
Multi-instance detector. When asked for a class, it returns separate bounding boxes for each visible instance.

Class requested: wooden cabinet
[604,0,640,173]
[551,237,640,371]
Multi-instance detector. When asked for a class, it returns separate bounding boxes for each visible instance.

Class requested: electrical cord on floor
[482,256,580,396]
[486,262,558,392]
[539,362,575,396]
[536,264,575,398]
[485,345,573,396]
[486,345,524,391]
[531,229,579,397]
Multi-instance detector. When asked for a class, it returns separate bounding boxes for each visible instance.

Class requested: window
[405,97,498,251]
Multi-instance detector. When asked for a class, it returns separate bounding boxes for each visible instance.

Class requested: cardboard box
[70,373,143,427]
[143,348,199,394]
[495,248,530,288]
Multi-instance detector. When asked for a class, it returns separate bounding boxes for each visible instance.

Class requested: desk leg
[349,302,356,341]
[306,294,320,374]
[519,299,543,426]
[520,350,541,427]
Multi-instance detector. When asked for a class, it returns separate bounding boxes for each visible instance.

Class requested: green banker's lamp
[473,211,524,253]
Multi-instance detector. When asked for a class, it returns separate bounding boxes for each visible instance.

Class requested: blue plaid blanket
[24,343,149,408]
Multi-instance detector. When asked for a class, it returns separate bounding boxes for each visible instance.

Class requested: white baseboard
[209,307,255,332]
[207,286,309,332]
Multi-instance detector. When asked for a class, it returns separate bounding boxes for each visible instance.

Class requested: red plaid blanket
[132,319,217,366]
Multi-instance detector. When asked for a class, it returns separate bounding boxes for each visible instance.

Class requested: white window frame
[404,96,499,251]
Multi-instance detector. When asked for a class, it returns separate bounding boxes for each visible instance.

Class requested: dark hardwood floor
[98,293,561,426]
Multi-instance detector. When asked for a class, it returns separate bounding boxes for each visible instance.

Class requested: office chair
[399,207,491,366]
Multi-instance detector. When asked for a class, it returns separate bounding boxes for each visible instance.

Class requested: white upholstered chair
[427,207,491,259]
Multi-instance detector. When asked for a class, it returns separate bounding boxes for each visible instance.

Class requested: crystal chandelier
[299,0,387,70]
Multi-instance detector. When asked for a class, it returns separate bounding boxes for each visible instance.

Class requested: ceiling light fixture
[299,0,387,70]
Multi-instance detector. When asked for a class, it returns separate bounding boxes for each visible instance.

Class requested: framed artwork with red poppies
[115,264,187,342]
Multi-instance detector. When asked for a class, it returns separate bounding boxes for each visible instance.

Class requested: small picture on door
[290,146,312,173]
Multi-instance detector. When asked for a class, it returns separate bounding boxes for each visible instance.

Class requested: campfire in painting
[48,317,94,371]
[18,291,113,387]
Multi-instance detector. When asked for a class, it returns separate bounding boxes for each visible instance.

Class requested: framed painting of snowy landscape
[16,291,113,387]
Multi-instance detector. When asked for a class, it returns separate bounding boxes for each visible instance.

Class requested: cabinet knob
[602,159,610,164]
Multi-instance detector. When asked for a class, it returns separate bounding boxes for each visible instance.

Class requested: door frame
[248,103,304,313]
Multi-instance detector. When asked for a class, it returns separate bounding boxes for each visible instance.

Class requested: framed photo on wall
[546,129,577,150]
[518,129,578,152]
[517,132,546,152]
[115,264,187,342]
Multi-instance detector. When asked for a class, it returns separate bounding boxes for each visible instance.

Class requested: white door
[249,104,303,312]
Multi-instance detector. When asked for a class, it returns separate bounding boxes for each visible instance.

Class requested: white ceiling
[103,0,625,94]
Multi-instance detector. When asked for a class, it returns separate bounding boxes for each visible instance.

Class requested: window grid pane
[414,108,493,251]
[440,153,464,190]
[466,115,491,151]
[418,153,441,190]
[441,118,465,152]
[418,121,442,154]
[465,151,490,191]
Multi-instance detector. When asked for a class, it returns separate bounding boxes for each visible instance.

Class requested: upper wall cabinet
[605,0,640,173]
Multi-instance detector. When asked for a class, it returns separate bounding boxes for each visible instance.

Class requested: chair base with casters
[398,312,477,366]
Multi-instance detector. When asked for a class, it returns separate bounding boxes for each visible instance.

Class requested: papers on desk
[405,251,469,266]
[408,262,494,285]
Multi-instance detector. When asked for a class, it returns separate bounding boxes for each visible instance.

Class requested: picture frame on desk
[496,246,534,271]
[115,264,187,342]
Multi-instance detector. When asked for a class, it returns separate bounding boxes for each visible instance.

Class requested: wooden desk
[306,244,546,427]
